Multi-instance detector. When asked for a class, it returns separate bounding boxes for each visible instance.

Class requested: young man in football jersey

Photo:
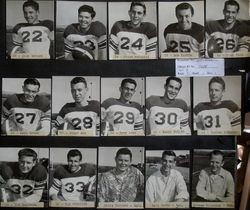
[109,1,157,59]
[64,4,106,60]
[9,0,54,58]
[194,77,241,133]
[101,78,144,136]
[0,148,47,204]
[52,77,100,136]
[163,2,204,57]
[49,149,96,203]
[146,77,190,136]
[1,78,51,135]
[206,0,250,57]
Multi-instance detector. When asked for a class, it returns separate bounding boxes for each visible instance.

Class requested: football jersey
[164,22,204,55]
[1,162,47,202]
[193,100,241,131]
[64,22,106,60]
[12,20,54,57]
[2,94,51,132]
[109,20,157,56]
[101,98,143,131]
[55,101,100,134]
[51,165,96,201]
[206,20,250,53]
[146,96,190,134]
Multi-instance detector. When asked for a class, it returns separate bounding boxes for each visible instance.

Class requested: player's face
[120,82,136,102]
[23,6,39,24]
[210,154,224,174]
[161,155,175,175]
[115,154,131,173]
[165,80,181,100]
[78,12,93,30]
[71,82,88,103]
[209,82,224,104]
[223,5,238,25]
[68,156,81,173]
[18,156,36,174]
[176,8,193,30]
[22,84,40,103]
[129,5,145,27]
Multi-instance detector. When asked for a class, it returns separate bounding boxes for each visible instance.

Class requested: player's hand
[85,192,95,201]
[15,47,26,54]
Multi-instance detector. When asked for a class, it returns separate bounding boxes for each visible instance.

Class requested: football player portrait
[101,78,144,136]
[109,1,157,59]
[159,1,205,58]
[56,1,107,60]
[1,78,51,136]
[6,0,54,59]
[146,77,191,136]
[193,76,241,135]
[206,0,250,57]
[0,148,48,207]
[52,76,100,136]
[49,148,97,207]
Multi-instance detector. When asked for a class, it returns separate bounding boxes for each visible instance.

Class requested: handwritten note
[175,59,224,77]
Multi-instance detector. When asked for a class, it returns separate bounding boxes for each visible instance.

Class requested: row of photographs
[5,0,250,60]
[1,76,242,136]
[0,147,236,209]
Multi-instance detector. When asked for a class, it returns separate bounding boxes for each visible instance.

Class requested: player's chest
[61,176,90,193]
[6,179,35,195]
[11,107,42,123]
[18,26,49,42]
[67,34,98,49]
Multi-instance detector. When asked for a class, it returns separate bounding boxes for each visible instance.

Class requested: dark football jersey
[194,100,241,131]
[12,20,54,57]
[109,20,157,57]
[64,22,106,60]
[163,22,204,54]
[51,164,96,201]
[1,162,47,201]
[2,94,51,132]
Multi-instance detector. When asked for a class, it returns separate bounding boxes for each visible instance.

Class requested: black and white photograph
[49,148,97,208]
[52,76,100,137]
[159,0,205,59]
[193,76,241,135]
[56,1,107,60]
[0,147,49,208]
[145,150,190,209]
[6,0,54,59]
[97,147,144,209]
[146,76,191,136]
[192,149,235,208]
[108,1,157,60]
[1,78,51,136]
[206,0,250,58]
[101,77,145,136]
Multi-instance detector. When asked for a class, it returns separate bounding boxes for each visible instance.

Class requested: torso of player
[147,96,188,132]
[102,98,142,131]
[14,20,53,55]
[164,23,204,53]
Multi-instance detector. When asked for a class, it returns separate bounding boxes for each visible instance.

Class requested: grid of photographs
[0,147,236,209]
[1,76,242,136]
[5,0,250,60]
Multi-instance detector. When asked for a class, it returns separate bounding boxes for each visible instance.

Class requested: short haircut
[24,78,40,89]
[209,150,225,161]
[67,149,82,161]
[23,0,39,11]
[115,148,132,160]
[121,78,137,89]
[162,150,176,160]
[130,1,146,15]
[70,77,88,88]
[18,148,38,162]
[176,2,194,16]
[165,76,182,89]
[208,77,225,91]
[78,5,96,18]
[224,0,240,12]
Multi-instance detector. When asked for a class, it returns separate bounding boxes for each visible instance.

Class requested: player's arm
[145,177,155,203]
[146,24,157,58]
[175,172,189,201]
[231,110,241,131]
[85,175,96,201]
[109,23,119,58]
[1,98,14,134]
[134,106,144,131]
[10,25,25,56]
[98,35,107,60]
[180,104,191,134]
[97,173,108,202]
[49,177,65,201]
[100,107,109,136]
[38,109,51,135]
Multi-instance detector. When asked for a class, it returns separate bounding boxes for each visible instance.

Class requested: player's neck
[76,100,88,107]
[79,25,90,33]
[115,168,128,176]
[210,101,222,106]
[118,97,130,104]
[129,22,141,28]
[163,95,173,103]
[224,21,235,30]
[160,167,171,177]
